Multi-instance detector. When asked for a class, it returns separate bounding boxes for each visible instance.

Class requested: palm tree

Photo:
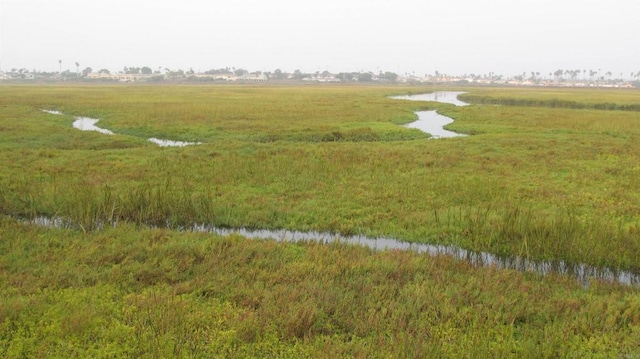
[58,59,62,73]
[75,62,80,77]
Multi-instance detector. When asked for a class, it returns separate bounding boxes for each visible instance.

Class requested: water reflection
[404,110,466,138]
[72,117,115,135]
[148,138,201,147]
[392,91,469,106]
[43,110,63,115]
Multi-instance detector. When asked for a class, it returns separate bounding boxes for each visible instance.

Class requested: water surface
[393,91,469,106]
[42,110,63,115]
[404,111,466,138]
[148,137,201,147]
[72,117,115,135]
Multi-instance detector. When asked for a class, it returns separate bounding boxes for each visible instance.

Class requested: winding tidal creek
[192,225,640,288]
[28,216,640,288]
[46,91,468,143]
[43,110,200,147]
[391,91,468,138]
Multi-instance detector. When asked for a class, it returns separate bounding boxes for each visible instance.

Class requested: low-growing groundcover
[1,219,640,358]
[1,84,640,357]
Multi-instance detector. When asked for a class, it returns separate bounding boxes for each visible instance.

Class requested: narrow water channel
[191,225,640,288]
[27,216,640,288]
[43,110,199,147]
[47,91,468,143]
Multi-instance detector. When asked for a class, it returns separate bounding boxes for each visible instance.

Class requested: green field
[2,84,640,357]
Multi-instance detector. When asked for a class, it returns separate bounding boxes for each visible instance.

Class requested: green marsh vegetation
[1,84,640,356]
[459,86,640,111]
[3,219,640,357]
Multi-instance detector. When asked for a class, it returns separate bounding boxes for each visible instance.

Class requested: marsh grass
[1,219,640,357]
[459,87,640,111]
[1,84,640,270]
[2,84,640,355]
[2,84,429,144]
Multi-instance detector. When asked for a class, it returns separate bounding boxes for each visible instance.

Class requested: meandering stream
[391,91,468,138]
[45,91,467,142]
[192,225,640,288]
[28,216,640,288]
[43,110,200,147]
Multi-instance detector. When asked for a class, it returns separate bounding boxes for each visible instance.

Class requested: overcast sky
[1,0,639,77]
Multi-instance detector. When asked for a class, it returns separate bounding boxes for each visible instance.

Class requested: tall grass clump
[453,204,640,270]
[54,181,218,231]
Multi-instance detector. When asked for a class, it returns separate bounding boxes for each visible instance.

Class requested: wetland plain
[2,84,640,357]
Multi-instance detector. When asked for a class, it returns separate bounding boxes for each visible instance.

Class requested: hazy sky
[1,0,639,77]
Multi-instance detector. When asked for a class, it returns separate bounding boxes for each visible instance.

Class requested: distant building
[86,72,154,81]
